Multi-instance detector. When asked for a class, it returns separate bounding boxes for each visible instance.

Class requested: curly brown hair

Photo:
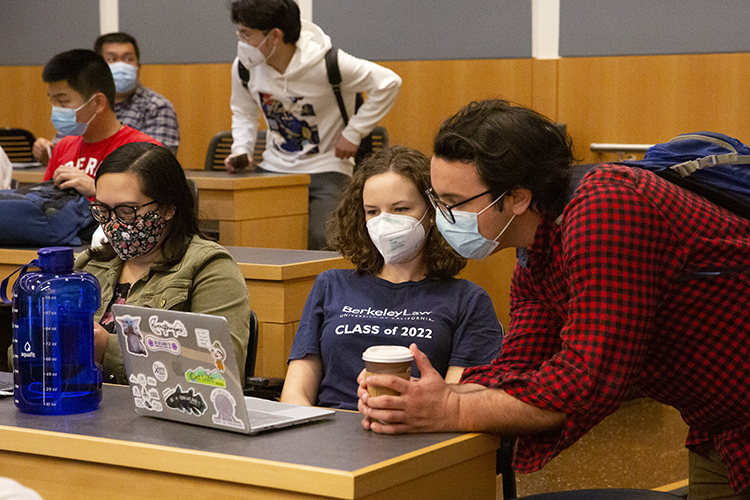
[327,146,467,278]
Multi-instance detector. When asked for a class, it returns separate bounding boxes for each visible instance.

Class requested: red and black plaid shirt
[462,165,750,492]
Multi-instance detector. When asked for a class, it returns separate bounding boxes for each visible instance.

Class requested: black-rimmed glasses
[426,188,491,224]
[89,201,158,224]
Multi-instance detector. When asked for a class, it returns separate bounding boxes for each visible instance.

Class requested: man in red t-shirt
[41,49,160,198]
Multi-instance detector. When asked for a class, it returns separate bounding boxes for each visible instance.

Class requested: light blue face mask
[436,192,515,260]
[109,62,138,93]
[50,96,97,137]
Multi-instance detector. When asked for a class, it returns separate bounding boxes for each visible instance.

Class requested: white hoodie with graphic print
[229,20,401,176]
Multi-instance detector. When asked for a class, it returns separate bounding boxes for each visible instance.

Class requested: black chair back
[0,128,36,163]
[204,130,266,171]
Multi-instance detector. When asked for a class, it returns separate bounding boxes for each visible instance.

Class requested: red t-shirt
[44,125,161,181]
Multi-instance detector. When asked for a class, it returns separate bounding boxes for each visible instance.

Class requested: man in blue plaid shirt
[33,32,179,163]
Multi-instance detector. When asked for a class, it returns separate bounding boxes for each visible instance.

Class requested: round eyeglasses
[89,201,158,225]
[425,188,491,224]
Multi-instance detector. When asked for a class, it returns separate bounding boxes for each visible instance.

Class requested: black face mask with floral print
[103,208,167,261]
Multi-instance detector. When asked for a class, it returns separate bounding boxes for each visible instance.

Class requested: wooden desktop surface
[0,376,501,499]
[10,168,310,250]
[186,170,310,249]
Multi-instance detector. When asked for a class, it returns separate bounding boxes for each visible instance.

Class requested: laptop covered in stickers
[111,304,334,434]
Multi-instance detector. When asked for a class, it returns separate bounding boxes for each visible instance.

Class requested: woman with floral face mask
[280,146,504,410]
[75,142,250,385]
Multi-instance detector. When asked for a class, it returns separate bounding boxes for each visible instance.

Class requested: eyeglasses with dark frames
[89,201,158,225]
[426,188,491,224]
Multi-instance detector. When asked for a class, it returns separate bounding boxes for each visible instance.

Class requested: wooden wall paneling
[0,66,56,141]
[377,59,534,156]
[257,321,297,378]
[532,59,559,122]
[457,248,516,329]
[557,53,750,164]
[140,63,233,170]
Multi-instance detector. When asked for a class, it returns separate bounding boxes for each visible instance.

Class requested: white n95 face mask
[436,193,515,260]
[237,32,274,69]
[367,210,428,265]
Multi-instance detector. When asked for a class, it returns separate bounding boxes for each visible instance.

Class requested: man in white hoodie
[225,0,402,250]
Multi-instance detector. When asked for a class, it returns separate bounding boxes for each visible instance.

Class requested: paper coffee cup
[362,345,413,397]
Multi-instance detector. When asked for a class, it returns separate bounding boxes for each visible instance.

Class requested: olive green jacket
[76,236,250,385]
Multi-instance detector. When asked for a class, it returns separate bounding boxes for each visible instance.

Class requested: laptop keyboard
[244,408,294,426]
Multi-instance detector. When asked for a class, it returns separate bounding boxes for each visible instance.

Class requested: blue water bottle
[12,247,102,415]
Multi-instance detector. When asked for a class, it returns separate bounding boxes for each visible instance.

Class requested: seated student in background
[33,33,179,163]
[40,49,160,198]
[280,146,504,410]
[76,142,250,385]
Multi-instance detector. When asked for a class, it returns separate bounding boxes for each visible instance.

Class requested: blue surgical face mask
[436,192,515,260]
[50,95,98,137]
[109,62,138,93]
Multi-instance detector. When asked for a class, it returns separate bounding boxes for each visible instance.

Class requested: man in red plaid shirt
[358,100,750,498]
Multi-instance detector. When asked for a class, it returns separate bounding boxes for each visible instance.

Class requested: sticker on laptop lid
[210,388,245,430]
[185,366,226,387]
[145,335,181,354]
[149,316,188,338]
[163,385,207,416]
[208,341,227,372]
[195,328,211,348]
[116,315,148,357]
[130,372,163,412]
[152,361,168,382]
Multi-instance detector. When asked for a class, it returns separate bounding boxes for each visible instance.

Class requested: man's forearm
[448,385,566,435]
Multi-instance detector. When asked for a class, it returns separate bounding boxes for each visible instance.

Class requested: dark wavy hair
[327,146,467,278]
[88,142,203,269]
[434,100,574,217]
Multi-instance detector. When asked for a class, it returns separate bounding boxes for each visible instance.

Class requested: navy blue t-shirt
[289,269,504,410]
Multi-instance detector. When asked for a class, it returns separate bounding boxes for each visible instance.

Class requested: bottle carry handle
[0,259,38,304]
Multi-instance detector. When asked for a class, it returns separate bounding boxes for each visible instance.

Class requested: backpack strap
[238,61,250,90]
[325,46,350,125]
[666,133,750,177]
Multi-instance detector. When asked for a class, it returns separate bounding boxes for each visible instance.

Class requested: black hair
[89,142,203,269]
[94,32,140,62]
[42,49,116,110]
[231,0,301,44]
[433,100,574,217]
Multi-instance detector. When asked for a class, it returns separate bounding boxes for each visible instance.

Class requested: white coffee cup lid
[362,345,414,363]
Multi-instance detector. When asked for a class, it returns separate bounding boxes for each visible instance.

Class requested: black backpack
[237,46,375,165]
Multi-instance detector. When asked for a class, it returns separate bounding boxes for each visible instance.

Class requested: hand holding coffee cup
[362,345,414,397]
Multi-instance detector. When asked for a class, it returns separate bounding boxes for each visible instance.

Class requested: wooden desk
[9,166,44,186]
[0,247,351,379]
[0,379,501,500]
[10,168,311,250]
[186,170,310,250]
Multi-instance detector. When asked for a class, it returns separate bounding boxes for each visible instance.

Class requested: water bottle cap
[37,247,74,272]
